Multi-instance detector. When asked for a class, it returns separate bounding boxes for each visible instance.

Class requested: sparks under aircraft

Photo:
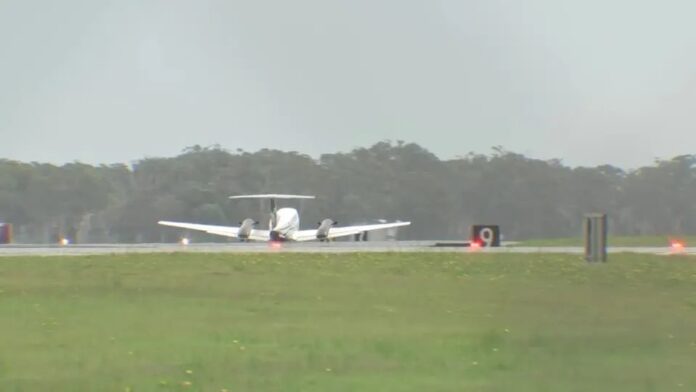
[158,194,411,242]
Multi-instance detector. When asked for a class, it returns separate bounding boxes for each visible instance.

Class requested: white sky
[1,0,695,168]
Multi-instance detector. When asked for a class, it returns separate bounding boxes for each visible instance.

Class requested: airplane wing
[293,221,411,242]
[158,221,270,241]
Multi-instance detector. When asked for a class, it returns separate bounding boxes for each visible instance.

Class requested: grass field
[518,235,696,247]
[1,252,696,391]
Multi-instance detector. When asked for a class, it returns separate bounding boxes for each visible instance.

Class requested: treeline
[0,142,694,243]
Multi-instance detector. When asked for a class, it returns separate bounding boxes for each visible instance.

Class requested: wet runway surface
[0,241,692,256]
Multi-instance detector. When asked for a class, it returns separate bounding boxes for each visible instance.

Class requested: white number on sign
[479,228,494,247]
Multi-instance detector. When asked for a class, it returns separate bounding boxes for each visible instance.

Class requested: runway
[0,241,693,256]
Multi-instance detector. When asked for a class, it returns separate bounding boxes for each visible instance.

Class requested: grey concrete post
[584,213,607,262]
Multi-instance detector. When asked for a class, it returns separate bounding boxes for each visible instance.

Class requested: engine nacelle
[316,219,337,241]
[238,218,257,241]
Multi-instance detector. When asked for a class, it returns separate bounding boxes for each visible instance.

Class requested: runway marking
[1,243,693,257]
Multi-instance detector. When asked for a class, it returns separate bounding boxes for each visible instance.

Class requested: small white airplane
[158,194,411,242]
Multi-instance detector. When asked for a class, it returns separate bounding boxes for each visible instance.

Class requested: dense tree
[1,143,695,243]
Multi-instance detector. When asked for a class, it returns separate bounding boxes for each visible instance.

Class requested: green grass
[1,252,696,391]
[518,235,696,247]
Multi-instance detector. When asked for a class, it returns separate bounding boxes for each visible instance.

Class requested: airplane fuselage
[270,207,300,241]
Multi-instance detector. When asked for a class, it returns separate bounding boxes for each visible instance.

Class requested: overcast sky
[1,0,694,168]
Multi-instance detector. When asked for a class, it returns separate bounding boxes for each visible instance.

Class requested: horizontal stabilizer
[229,194,315,200]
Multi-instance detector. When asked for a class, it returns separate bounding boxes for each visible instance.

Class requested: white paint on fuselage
[272,208,300,239]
